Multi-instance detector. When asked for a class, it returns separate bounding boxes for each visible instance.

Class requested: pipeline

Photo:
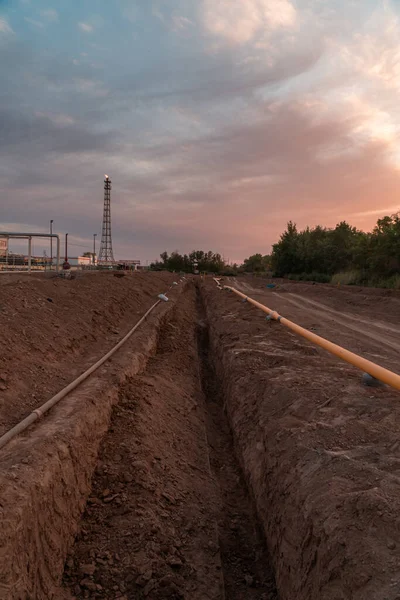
[0,283,181,451]
[224,285,400,392]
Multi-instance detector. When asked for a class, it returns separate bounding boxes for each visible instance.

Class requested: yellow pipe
[225,286,400,392]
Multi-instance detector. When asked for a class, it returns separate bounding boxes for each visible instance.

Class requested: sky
[1,0,400,262]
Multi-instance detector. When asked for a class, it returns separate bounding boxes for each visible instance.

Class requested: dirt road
[229,277,400,373]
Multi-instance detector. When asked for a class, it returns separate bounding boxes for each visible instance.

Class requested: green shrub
[331,271,400,289]
[372,275,400,289]
[287,272,330,283]
[331,271,363,286]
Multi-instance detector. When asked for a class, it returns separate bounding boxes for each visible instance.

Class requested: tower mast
[98,175,115,264]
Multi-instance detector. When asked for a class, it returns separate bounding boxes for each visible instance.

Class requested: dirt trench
[62,284,277,600]
[203,280,400,600]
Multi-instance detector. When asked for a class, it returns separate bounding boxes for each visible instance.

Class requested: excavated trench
[4,279,397,600]
[62,284,278,600]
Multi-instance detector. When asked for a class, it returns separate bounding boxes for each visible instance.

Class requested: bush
[331,272,400,289]
[370,275,400,289]
[331,271,363,286]
[309,272,331,283]
[287,272,330,283]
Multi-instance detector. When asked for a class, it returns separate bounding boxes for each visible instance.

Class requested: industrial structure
[98,175,115,264]
[0,232,60,272]
[0,176,145,273]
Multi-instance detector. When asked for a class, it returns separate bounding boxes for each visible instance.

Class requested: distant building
[67,256,92,267]
[0,238,8,257]
[117,260,140,271]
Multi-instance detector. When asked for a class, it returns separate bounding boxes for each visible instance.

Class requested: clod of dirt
[79,564,96,576]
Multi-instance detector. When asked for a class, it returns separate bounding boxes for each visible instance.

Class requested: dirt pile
[202,281,400,600]
[0,272,174,435]
[0,276,181,600]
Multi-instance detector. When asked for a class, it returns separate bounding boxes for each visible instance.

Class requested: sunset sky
[1,0,400,262]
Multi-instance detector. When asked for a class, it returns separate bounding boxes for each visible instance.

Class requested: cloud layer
[202,0,296,44]
[0,0,399,262]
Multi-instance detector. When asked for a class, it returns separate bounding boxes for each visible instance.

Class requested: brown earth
[62,286,277,600]
[0,277,183,600]
[0,271,174,436]
[227,276,400,373]
[203,278,400,600]
[1,274,400,600]
[241,275,400,327]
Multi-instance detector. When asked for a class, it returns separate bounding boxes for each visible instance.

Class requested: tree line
[151,250,227,273]
[271,213,400,286]
[151,250,271,275]
[152,212,400,288]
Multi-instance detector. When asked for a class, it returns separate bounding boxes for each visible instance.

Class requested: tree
[242,254,271,272]
[271,221,299,276]
[368,214,400,277]
[150,250,227,273]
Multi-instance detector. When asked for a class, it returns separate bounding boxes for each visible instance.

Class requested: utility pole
[50,219,53,269]
[93,233,97,265]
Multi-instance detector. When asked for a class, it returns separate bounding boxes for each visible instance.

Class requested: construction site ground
[0,273,400,600]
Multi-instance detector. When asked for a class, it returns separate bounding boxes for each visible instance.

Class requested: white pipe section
[0,299,162,451]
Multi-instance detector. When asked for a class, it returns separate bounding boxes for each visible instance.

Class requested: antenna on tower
[98,174,115,264]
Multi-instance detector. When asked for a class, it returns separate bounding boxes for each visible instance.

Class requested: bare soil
[203,278,400,600]
[1,273,400,600]
[62,286,277,600]
[0,271,174,436]
[0,279,181,600]
[243,275,400,327]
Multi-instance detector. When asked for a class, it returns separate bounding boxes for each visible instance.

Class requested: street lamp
[50,220,54,269]
[93,233,97,266]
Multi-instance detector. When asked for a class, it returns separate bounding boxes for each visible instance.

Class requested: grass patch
[331,272,400,289]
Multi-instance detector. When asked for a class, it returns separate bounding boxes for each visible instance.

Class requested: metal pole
[28,237,32,273]
[56,236,60,272]
[93,233,97,265]
[50,220,53,269]
[65,233,68,262]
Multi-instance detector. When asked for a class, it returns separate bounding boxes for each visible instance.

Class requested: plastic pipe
[0,299,162,451]
[225,286,400,392]
[213,277,222,289]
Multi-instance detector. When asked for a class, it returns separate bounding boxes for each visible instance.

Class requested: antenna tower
[98,175,115,264]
